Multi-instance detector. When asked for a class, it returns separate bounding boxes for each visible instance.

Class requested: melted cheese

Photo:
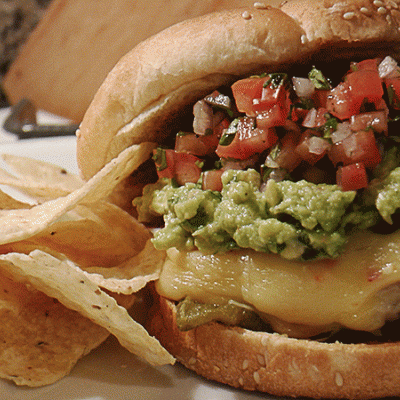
[156,230,400,333]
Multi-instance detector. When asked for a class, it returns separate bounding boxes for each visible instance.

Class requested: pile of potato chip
[0,142,174,387]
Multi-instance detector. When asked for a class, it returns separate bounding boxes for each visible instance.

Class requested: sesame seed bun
[76,0,400,397]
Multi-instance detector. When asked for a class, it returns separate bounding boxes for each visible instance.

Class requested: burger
[76,0,400,398]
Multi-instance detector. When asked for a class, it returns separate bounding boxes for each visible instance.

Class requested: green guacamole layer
[134,168,400,260]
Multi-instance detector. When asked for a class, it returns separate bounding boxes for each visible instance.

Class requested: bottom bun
[146,290,400,399]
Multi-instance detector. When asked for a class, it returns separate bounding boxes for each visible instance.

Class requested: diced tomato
[290,104,309,122]
[326,82,360,120]
[213,117,231,138]
[175,132,220,156]
[384,76,400,109]
[312,89,329,108]
[302,107,329,128]
[202,169,224,191]
[336,163,368,191]
[267,131,302,171]
[350,58,380,72]
[231,76,270,115]
[153,148,175,179]
[326,69,384,120]
[346,69,384,106]
[295,131,331,165]
[374,97,390,115]
[231,74,291,120]
[255,101,290,129]
[349,111,388,135]
[328,130,381,169]
[153,149,202,185]
[216,117,278,160]
[174,154,203,186]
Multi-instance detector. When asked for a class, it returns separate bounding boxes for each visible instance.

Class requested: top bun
[76,0,400,180]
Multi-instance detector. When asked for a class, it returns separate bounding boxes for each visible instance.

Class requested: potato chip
[0,271,110,387]
[30,201,151,268]
[0,142,156,246]
[0,250,175,367]
[0,189,31,210]
[0,154,84,202]
[81,239,165,294]
[1,153,84,191]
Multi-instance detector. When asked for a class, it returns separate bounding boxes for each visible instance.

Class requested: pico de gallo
[134,56,400,260]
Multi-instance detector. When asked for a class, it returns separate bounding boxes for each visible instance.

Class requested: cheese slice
[156,230,400,334]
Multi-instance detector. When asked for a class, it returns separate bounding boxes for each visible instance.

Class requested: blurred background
[0,0,51,107]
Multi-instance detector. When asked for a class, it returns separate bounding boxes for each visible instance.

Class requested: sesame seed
[374,0,384,6]
[264,351,269,365]
[242,359,249,370]
[257,354,266,366]
[378,6,388,13]
[289,359,300,374]
[253,371,261,384]
[343,11,356,19]
[75,129,81,138]
[239,377,244,386]
[301,34,308,44]
[188,357,196,365]
[214,366,221,373]
[308,365,320,381]
[242,11,252,19]
[335,372,344,387]
[389,1,399,8]
[254,2,268,9]
[360,6,371,14]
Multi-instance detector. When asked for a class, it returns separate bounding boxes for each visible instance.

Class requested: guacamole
[134,167,400,260]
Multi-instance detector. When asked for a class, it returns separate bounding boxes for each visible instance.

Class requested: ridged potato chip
[81,239,166,294]
[0,153,84,202]
[0,271,109,386]
[0,143,156,245]
[30,201,151,268]
[0,141,173,387]
[0,250,174,367]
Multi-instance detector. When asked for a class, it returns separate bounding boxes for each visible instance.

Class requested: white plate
[0,137,289,400]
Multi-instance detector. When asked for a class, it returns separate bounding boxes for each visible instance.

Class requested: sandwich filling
[135,56,400,338]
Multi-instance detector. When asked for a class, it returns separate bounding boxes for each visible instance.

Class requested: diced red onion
[378,56,399,79]
[264,153,280,168]
[193,100,213,135]
[302,108,317,128]
[292,77,315,98]
[308,136,330,155]
[331,122,352,143]
[261,168,287,187]
[343,134,358,158]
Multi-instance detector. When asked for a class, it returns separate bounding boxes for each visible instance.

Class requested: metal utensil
[3,99,79,139]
